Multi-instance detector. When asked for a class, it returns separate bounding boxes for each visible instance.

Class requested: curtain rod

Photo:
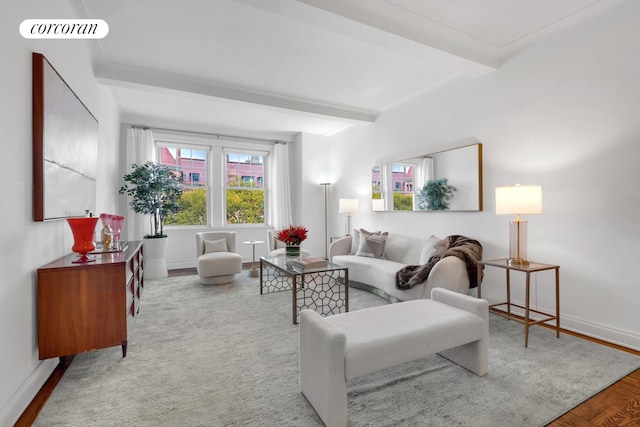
[130,124,286,144]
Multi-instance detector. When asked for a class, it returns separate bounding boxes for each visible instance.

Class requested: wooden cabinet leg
[122,340,128,357]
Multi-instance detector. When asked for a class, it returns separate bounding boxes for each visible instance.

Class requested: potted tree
[119,161,183,279]
[417,178,456,210]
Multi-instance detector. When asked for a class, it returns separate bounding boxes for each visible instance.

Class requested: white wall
[320,0,640,350]
[0,2,122,424]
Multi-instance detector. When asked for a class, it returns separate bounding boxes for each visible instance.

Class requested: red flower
[276,225,308,245]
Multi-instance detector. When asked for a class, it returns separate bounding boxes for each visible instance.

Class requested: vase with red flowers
[277,225,308,257]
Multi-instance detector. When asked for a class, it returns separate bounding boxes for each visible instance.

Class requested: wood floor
[545,368,640,427]
[14,273,640,426]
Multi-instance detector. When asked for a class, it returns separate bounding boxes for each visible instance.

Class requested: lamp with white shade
[338,198,358,235]
[495,185,542,266]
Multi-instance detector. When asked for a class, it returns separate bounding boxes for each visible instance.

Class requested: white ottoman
[299,287,489,427]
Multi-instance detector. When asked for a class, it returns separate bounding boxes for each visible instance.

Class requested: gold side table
[477,258,560,347]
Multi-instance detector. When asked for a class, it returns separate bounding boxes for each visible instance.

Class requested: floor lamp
[495,185,542,266]
[320,183,331,259]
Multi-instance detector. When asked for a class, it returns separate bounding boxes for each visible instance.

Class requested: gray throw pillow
[350,228,379,255]
[356,232,388,258]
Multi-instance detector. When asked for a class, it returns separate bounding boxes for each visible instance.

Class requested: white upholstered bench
[299,287,489,427]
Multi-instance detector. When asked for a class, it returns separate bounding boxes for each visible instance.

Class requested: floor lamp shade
[339,198,358,235]
[495,185,542,266]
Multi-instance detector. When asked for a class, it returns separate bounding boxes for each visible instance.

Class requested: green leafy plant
[417,178,457,210]
[119,162,183,237]
[166,188,207,226]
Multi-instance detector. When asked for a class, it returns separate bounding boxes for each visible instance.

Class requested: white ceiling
[80,0,623,137]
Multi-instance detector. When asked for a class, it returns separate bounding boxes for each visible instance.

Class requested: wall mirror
[372,143,482,212]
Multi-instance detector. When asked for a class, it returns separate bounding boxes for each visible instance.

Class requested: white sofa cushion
[384,234,434,265]
[197,252,242,276]
[333,255,428,301]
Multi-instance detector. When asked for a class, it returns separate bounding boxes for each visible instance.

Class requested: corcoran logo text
[20,19,109,39]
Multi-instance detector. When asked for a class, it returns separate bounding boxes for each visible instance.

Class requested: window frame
[153,131,272,229]
[223,148,268,226]
[156,139,211,228]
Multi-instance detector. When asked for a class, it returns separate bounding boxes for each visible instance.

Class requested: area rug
[34,273,639,426]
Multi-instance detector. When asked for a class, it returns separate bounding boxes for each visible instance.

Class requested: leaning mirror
[372,143,482,212]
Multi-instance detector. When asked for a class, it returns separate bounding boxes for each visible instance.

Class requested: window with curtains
[158,145,209,226]
[155,135,270,227]
[225,151,266,224]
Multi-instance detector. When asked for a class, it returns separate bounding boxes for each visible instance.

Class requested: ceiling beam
[94,62,377,123]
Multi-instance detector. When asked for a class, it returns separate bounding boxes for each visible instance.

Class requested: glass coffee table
[260,255,349,324]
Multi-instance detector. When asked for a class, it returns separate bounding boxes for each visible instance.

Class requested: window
[225,151,266,224]
[154,133,270,228]
[158,145,208,226]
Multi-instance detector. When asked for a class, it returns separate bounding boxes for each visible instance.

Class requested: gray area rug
[35,273,639,426]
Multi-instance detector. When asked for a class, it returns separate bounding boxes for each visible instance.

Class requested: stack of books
[291,256,328,270]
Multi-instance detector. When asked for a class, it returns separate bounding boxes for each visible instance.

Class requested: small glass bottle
[101,224,113,250]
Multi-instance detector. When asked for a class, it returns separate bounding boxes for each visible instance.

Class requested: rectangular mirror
[371,143,482,212]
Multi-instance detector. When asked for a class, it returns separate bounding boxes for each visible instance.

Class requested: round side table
[243,240,264,277]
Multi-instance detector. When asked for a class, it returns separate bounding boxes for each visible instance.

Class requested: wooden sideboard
[37,241,143,359]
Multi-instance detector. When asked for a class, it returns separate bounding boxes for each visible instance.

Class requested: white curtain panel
[124,128,156,240]
[414,157,434,206]
[268,142,293,229]
[381,164,393,211]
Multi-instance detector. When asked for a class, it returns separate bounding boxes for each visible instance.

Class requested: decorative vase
[67,217,99,263]
[285,244,301,257]
[100,213,125,250]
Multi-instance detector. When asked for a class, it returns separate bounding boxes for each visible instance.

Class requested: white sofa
[329,232,470,302]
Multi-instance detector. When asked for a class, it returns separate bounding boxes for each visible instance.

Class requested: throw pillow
[425,237,449,262]
[356,232,388,259]
[350,228,379,255]
[418,235,443,264]
[203,238,229,254]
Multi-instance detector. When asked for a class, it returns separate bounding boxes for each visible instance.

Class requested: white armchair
[196,231,243,284]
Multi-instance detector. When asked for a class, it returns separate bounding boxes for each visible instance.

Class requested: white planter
[143,236,168,279]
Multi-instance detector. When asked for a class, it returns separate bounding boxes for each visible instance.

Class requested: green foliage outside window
[227,189,265,224]
[393,192,413,211]
[165,188,207,226]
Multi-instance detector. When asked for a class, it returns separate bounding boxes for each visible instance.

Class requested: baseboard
[166,260,196,270]
[559,314,640,352]
[0,358,57,426]
[481,292,640,352]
